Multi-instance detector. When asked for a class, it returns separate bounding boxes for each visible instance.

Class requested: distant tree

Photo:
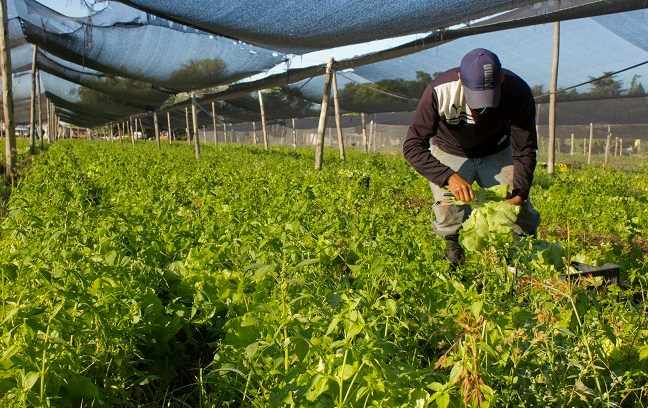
[556,87,579,101]
[588,72,623,97]
[628,74,646,96]
[338,70,433,113]
[530,84,544,97]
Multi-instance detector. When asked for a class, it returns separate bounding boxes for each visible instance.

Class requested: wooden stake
[1,0,17,181]
[315,58,335,170]
[547,21,560,179]
[604,125,611,165]
[185,107,190,143]
[29,45,37,155]
[153,111,160,149]
[166,111,172,144]
[37,70,42,149]
[331,70,345,161]
[291,118,297,148]
[570,132,574,156]
[619,138,623,157]
[361,113,368,153]
[258,90,269,151]
[587,123,593,165]
[191,92,200,157]
[211,101,218,146]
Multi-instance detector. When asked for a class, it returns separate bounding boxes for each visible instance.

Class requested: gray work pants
[429,144,541,238]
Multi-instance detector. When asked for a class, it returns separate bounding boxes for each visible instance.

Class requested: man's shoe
[443,235,464,267]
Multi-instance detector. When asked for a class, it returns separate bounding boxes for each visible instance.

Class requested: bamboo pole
[29,45,37,155]
[153,111,160,149]
[604,125,611,165]
[223,123,227,143]
[547,21,560,179]
[191,92,200,157]
[291,118,297,148]
[332,70,345,160]
[587,123,593,165]
[258,90,269,151]
[1,0,17,181]
[252,121,257,145]
[211,101,218,146]
[315,58,335,170]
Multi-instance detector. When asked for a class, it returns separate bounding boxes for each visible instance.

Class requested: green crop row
[0,141,646,407]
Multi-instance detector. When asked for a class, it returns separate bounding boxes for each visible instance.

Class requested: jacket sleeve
[509,81,538,200]
[403,85,455,187]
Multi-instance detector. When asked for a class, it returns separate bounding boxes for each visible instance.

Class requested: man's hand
[447,173,474,203]
[505,195,523,206]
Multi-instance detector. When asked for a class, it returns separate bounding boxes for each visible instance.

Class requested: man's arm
[403,85,455,187]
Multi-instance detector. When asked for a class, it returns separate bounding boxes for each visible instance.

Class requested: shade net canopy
[2,0,648,131]
[15,0,286,92]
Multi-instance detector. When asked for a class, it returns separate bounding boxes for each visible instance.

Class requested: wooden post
[604,125,611,165]
[332,70,345,160]
[191,92,200,157]
[291,118,297,148]
[258,90,269,151]
[361,113,368,153]
[166,112,172,144]
[587,123,593,165]
[613,136,618,157]
[619,138,623,157]
[368,120,374,150]
[139,119,146,141]
[547,21,560,179]
[45,98,50,143]
[570,132,574,156]
[223,123,227,143]
[29,45,37,155]
[373,118,378,151]
[315,58,335,170]
[211,101,218,146]
[37,70,42,149]
[252,121,257,145]
[185,107,190,143]
[1,0,17,181]
[153,111,160,149]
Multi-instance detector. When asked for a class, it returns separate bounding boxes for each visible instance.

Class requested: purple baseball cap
[460,48,502,109]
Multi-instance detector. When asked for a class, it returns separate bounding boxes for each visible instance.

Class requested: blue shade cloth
[5,0,648,128]
[15,0,286,92]
[117,0,538,53]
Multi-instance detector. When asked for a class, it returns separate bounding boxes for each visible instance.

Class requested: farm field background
[0,141,646,407]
